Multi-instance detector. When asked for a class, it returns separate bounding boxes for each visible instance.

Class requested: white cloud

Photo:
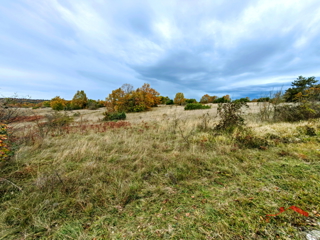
[1,0,320,100]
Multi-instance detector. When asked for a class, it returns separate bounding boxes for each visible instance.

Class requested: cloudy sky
[1,0,320,101]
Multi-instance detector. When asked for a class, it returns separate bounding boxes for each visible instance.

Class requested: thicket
[255,77,320,122]
[49,91,105,111]
[184,103,211,110]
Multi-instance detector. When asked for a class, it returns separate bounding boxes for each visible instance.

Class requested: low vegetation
[1,76,320,239]
[184,103,211,110]
[103,111,126,121]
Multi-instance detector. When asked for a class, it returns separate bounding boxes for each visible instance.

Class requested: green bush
[166,100,174,105]
[185,99,197,103]
[103,112,126,121]
[47,113,73,128]
[184,103,211,110]
[87,100,99,110]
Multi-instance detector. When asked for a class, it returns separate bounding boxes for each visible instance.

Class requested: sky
[1,0,320,101]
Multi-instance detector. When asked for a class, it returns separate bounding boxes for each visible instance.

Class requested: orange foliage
[106,83,160,112]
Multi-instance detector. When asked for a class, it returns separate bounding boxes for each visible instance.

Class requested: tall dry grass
[0,105,319,239]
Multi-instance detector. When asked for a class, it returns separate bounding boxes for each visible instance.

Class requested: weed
[197,113,212,131]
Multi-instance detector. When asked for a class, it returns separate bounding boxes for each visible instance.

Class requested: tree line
[2,76,319,112]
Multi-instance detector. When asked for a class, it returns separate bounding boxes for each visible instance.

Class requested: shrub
[296,125,317,136]
[103,112,126,121]
[185,99,197,103]
[165,100,174,105]
[0,97,25,123]
[50,96,67,111]
[42,101,51,107]
[184,103,211,110]
[87,99,99,110]
[0,123,14,161]
[215,102,248,132]
[233,98,250,103]
[274,102,320,122]
[35,112,74,137]
[234,130,268,149]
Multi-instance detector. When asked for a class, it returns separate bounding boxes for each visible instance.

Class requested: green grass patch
[1,117,320,239]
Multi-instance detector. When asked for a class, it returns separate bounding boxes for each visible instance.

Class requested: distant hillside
[0,98,49,104]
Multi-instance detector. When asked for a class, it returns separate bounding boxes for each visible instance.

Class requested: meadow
[1,103,320,239]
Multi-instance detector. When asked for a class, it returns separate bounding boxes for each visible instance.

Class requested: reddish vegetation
[14,121,132,144]
[65,121,132,134]
[10,115,44,123]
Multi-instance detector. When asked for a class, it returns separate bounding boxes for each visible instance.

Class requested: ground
[1,103,320,239]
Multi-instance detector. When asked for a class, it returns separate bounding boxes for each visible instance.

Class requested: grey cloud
[1,0,320,100]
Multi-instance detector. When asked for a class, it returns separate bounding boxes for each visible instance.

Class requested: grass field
[1,104,320,239]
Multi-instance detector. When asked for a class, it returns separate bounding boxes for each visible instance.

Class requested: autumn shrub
[50,96,67,111]
[103,112,126,121]
[214,102,248,133]
[184,103,211,110]
[0,123,14,161]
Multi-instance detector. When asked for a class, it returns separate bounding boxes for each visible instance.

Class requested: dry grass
[1,105,320,239]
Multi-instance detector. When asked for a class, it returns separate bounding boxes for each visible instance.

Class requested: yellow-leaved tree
[174,92,185,105]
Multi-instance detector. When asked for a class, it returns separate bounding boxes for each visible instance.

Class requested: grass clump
[184,103,211,110]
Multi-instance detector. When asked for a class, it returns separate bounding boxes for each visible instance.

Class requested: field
[1,104,320,239]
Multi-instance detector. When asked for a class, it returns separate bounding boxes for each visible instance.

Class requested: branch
[0,178,23,191]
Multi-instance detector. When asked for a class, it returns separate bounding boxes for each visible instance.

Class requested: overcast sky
[1,0,320,100]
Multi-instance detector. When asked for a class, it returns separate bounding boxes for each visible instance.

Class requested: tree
[214,95,231,103]
[284,76,318,102]
[138,83,160,109]
[106,88,126,112]
[72,90,88,109]
[233,97,250,103]
[185,99,197,103]
[200,94,217,103]
[105,83,160,112]
[159,96,170,104]
[121,83,134,94]
[174,93,185,105]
